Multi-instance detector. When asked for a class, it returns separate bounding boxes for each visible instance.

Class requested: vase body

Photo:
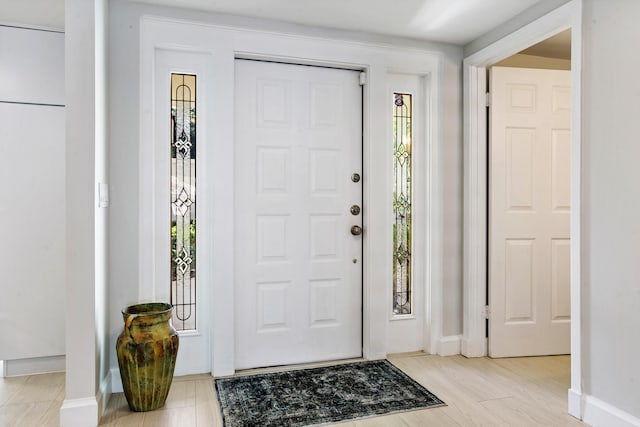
[116,303,179,412]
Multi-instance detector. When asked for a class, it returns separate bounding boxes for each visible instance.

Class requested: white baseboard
[437,335,461,356]
[460,337,487,357]
[3,355,65,376]
[110,367,123,393]
[568,388,582,419]
[583,394,640,427]
[60,397,98,427]
[59,372,112,426]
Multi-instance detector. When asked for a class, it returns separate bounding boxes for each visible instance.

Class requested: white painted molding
[426,67,443,356]
[59,397,99,427]
[461,62,488,359]
[437,335,461,356]
[3,355,65,377]
[567,0,583,404]
[583,395,640,427]
[64,337,109,422]
[568,388,582,419]
[110,367,123,394]
[461,336,487,358]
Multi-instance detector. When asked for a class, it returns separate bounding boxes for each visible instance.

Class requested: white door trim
[139,17,443,376]
[462,0,582,418]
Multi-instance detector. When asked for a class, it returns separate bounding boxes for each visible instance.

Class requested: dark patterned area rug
[214,360,445,427]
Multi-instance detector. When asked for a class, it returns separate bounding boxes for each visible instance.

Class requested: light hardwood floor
[0,371,64,427]
[0,354,588,426]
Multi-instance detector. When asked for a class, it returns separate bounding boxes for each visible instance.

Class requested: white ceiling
[1,0,545,45]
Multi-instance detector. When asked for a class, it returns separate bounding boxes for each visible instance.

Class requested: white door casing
[153,49,211,375]
[489,66,570,357]
[234,60,362,369]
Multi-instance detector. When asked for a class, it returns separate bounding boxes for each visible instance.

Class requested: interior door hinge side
[482,305,490,319]
[485,92,491,107]
[359,72,367,86]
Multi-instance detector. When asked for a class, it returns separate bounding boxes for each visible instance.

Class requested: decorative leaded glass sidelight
[171,73,197,331]
[392,93,412,315]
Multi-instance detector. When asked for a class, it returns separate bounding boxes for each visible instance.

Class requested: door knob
[350,225,363,236]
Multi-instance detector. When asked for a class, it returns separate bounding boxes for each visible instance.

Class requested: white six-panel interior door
[489,66,571,357]
[234,60,363,369]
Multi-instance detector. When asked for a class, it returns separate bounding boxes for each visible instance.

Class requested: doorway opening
[486,30,572,357]
[462,0,582,418]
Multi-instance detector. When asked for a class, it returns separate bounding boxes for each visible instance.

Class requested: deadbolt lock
[351,173,361,183]
[350,205,361,215]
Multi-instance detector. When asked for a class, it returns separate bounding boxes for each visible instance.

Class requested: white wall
[0,26,66,367]
[108,0,142,379]
[108,0,463,374]
[441,42,463,338]
[582,0,640,421]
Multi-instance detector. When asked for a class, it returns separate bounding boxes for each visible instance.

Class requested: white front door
[489,66,571,357]
[234,60,363,370]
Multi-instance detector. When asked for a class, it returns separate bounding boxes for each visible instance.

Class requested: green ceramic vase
[116,303,179,412]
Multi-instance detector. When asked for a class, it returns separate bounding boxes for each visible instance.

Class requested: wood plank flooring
[0,371,64,427]
[0,354,588,426]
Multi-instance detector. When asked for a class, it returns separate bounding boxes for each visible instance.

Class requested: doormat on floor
[214,360,445,427]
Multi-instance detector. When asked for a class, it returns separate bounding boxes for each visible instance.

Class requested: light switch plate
[98,183,109,208]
